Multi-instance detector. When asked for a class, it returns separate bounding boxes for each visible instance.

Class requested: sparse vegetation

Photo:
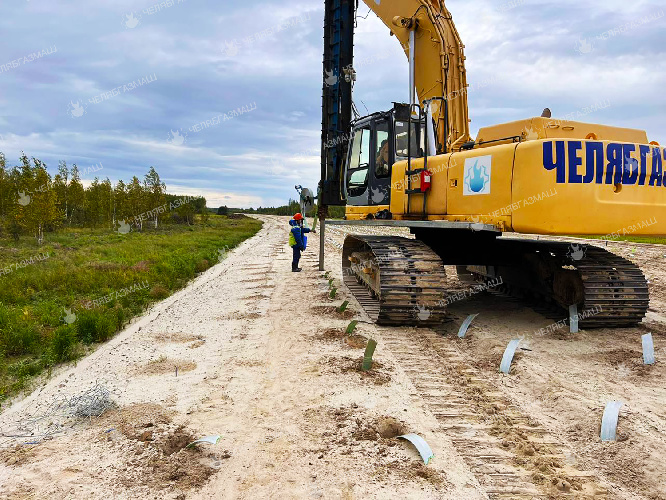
[571,235,666,245]
[0,215,262,405]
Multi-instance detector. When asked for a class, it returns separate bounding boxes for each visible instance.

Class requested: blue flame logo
[464,159,489,194]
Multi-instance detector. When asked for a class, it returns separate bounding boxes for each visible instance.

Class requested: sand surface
[0,215,664,499]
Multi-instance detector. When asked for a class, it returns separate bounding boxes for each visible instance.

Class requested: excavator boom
[362,0,471,151]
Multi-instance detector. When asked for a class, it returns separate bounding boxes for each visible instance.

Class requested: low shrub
[195,259,210,273]
[50,325,78,363]
[149,286,169,300]
[0,305,41,357]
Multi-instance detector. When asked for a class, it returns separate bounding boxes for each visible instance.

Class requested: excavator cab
[344,103,427,209]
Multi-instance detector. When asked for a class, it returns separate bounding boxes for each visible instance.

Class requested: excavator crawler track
[465,240,649,329]
[342,235,447,326]
[570,245,649,327]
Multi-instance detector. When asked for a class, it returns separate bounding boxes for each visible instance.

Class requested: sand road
[0,215,664,499]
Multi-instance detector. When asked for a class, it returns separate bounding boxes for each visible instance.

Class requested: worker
[289,213,313,272]
[376,139,390,176]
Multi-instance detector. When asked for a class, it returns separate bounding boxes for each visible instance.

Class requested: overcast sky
[0,0,664,208]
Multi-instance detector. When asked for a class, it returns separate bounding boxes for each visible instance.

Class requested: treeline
[218,199,346,218]
[0,152,208,242]
[250,199,302,216]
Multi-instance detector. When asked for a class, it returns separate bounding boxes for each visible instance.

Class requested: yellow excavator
[319,0,663,328]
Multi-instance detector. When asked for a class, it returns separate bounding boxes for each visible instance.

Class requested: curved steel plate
[398,433,434,465]
[458,314,479,338]
[642,333,655,365]
[600,401,623,442]
[500,339,521,374]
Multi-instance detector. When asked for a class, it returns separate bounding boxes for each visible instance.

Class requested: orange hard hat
[293,213,303,221]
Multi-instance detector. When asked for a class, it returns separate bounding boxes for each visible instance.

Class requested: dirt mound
[233,359,264,367]
[377,417,407,439]
[351,358,392,385]
[310,305,355,319]
[101,403,173,438]
[353,416,408,441]
[0,445,37,467]
[100,404,226,492]
[398,462,447,486]
[153,332,202,343]
[318,292,340,302]
[594,348,642,365]
[345,335,368,349]
[475,349,524,373]
[138,448,219,490]
[135,357,197,376]
[314,330,367,349]
[157,425,194,455]
[563,411,656,496]
[317,406,448,488]
[316,327,344,339]
[217,311,262,320]
[321,356,392,385]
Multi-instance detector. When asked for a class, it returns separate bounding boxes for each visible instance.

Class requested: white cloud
[0,0,664,208]
[166,184,262,209]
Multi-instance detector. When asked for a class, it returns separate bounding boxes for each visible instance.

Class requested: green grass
[570,235,666,245]
[0,215,262,406]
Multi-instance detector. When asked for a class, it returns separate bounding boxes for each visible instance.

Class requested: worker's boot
[292,267,302,272]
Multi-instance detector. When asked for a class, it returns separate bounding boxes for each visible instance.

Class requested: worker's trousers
[292,246,302,270]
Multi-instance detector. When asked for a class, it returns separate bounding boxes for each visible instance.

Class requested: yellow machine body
[346,118,666,237]
[343,1,664,238]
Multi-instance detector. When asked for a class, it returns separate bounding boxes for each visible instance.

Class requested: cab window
[347,127,370,197]
[374,120,390,178]
[349,169,368,188]
[395,120,425,159]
